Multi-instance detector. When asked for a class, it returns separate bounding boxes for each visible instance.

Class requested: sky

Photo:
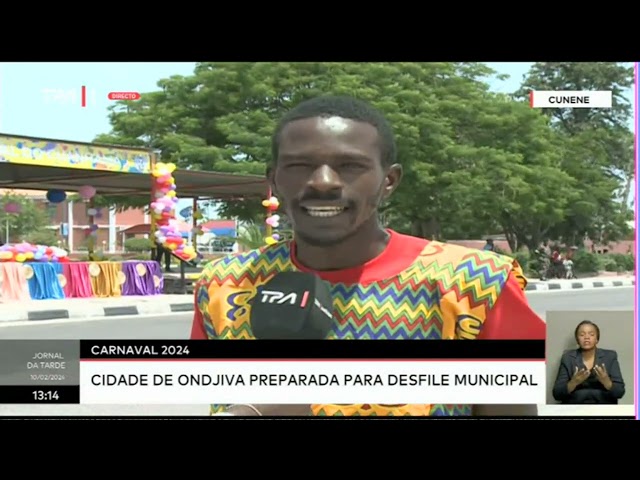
[0,62,636,217]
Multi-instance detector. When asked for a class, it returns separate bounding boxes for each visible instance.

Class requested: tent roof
[0,162,268,200]
[0,133,268,200]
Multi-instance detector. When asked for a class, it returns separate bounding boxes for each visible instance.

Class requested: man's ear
[382,163,403,200]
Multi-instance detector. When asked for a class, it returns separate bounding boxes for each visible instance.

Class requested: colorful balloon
[263,194,281,246]
[0,243,69,263]
[149,162,197,262]
[78,185,97,201]
[46,189,66,204]
[3,202,21,214]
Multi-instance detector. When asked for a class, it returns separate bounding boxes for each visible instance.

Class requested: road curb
[525,279,635,291]
[2,280,634,322]
[3,302,195,323]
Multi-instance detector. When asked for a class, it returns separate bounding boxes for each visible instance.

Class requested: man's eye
[285,163,309,168]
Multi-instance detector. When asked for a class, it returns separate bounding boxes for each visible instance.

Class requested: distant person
[483,239,495,252]
[534,241,551,281]
[154,242,172,272]
[552,320,625,404]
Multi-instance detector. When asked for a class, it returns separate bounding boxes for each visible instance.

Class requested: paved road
[1,288,632,341]
[0,287,634,417]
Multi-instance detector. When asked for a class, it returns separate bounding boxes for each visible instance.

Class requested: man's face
[271,116,401,247]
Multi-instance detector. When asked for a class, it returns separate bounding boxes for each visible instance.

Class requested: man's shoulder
[385,232,526,292]
[409,237,519,273]
[197,241,292,288]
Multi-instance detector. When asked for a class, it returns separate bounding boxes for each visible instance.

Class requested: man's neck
[293,221,390,271]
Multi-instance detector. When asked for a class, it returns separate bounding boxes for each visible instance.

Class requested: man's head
[269,95,402,247]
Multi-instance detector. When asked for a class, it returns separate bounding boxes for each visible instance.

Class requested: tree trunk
[411,219,440,240]
[620,176,633,213]
[503,230,517,252]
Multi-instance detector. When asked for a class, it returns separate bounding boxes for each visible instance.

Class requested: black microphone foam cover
[250,271,334,339]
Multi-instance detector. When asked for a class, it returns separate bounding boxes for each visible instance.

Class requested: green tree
[514,62,635,245]
[93,62,627,252]
[0,193,57,244]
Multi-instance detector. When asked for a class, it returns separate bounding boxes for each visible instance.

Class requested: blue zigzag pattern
[331,322,441,339]
[430,404,472,416]
[452,256,510,309]
[331,281,441,310]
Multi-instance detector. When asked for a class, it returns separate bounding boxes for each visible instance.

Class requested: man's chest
[205,279,468,340]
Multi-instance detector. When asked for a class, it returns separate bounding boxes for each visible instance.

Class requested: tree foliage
[93,62,634,251]
[0,193,58,244]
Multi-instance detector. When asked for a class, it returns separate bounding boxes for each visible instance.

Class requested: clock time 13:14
[32,390,59,401]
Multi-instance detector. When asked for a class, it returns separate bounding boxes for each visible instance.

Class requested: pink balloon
[78,185,96,200]
[3,202,21,214]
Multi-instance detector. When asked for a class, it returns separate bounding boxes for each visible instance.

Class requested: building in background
[1,188,147,251]
[0,189,237,253]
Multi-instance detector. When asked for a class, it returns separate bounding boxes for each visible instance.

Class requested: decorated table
[0,160,215,304]
[0,260,164,302]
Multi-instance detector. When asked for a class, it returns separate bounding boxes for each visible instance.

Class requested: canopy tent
[0,133,264,293]
[0,160,268,200]
[0,132,268,200]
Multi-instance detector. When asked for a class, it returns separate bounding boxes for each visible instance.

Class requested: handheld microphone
[250,271,334,339]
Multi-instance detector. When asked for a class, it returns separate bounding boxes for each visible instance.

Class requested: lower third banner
[79,359,546,404]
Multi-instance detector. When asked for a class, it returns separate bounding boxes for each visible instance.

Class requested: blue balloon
[46,189,67,203]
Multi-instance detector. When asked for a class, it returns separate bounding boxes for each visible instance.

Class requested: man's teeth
[304,206,345,217]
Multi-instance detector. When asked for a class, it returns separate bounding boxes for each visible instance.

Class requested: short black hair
[271,95,397,166]
[575,320,600,342]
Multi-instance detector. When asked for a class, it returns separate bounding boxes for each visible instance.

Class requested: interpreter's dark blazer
[552,348,625,404]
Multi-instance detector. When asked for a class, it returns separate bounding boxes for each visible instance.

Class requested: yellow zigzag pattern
[201,246,292,286]
[415,251,512,308]
[216,322,254,339]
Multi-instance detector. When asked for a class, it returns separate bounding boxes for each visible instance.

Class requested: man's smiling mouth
[302,206,347,217]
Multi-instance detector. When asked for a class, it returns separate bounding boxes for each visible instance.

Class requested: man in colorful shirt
[191,95,546,416]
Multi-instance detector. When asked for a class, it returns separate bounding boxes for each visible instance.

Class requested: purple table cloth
[121,261,164,296]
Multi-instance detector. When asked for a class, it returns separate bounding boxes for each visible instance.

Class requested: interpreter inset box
[545,310,634,406]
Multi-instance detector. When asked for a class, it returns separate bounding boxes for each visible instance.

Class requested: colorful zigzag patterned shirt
[191,229,545,416]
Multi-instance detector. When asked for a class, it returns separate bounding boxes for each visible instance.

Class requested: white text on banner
[79,360,546,405]
[530,90,612,108]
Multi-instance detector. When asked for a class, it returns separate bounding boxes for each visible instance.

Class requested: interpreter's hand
[593,364,612,389]
[570,366,591,386]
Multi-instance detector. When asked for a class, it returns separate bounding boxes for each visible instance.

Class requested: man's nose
[307,165,342,192]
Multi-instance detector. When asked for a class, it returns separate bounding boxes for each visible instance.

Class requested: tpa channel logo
[41,86,96,108]
[40,86,141,107]
[259,290,310,307]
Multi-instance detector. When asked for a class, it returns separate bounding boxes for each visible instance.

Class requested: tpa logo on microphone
[260,290,309,307]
